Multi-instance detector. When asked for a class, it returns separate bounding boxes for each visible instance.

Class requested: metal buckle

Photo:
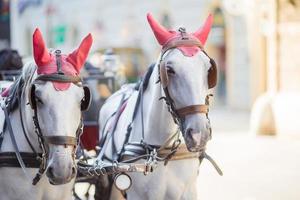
[178,27,188,40]
[54,50,64,75]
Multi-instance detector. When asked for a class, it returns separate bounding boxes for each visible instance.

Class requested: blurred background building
[3,0,299,136]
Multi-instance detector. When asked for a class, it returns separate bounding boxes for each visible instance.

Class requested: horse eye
[36,96,44,105]
[167,66,175,75]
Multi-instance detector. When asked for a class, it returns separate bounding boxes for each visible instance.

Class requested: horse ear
[147,13,175,45]
[67,33,93,73]
[32,28,51,66]
[193,14,213,46]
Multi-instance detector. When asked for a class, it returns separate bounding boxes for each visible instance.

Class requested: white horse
[0,29,93,200]
[98,13,217,200]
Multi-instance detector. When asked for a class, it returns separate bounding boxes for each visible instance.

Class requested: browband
[35,74,82,83]
[162,36,203,55]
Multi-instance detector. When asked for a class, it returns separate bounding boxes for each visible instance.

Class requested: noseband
[158,29,216,132]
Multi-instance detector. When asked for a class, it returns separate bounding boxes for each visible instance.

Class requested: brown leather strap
[158,144,199,161]
[176,104,208,118]
[162,37,203,55]
[35,74,82,83]
[43,136,77,146]
[159,61,169,88]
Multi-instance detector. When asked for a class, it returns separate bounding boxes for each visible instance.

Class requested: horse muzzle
[45,153,77,185]
[46,164,77,185]
[184,128,210,152]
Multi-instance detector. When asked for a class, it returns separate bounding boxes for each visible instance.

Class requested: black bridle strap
[0,152,42,168]
[17,82,37,154]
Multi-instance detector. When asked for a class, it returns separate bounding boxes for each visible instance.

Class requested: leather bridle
[0,50,90,185]
[29,50,86,184]
[158,30,213,133]
[76,32,223,185]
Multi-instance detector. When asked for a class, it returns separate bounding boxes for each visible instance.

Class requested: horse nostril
[72,166,77,175]
[47,167,54,178]
[185,128,193,136]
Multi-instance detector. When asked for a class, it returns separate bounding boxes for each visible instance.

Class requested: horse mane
[6,62,37,113]
[133,63,155,91]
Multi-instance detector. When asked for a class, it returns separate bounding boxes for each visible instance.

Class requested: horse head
[30,28,92,184]
[147,13,217,152]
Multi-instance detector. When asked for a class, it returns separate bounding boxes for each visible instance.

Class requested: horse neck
[133,63,178,145]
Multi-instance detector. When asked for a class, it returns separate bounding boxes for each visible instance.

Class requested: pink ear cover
[193,14,213,46]
[147,13,213,57]
[32,28,51,67]
[147,13,176,45]
[67,34,93,73]
[32,29,93,90]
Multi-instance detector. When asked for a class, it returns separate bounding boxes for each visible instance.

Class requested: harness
[0,50,89,185]
[118,29,219,166]
[78,29,222,179]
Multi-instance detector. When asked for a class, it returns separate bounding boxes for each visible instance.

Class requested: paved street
[198,107,300,200]
[76,107,300,200]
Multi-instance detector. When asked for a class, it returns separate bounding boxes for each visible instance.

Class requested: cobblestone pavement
[198,107,300,200]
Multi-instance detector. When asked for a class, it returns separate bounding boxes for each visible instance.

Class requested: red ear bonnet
[147,13,176,45]
[193,14,213,46]
[32,28,93,90]
[33,28,51,67]
[66,34,93,73]
[147,13,213,47]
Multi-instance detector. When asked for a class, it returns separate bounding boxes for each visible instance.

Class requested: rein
[119,30,221,171]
